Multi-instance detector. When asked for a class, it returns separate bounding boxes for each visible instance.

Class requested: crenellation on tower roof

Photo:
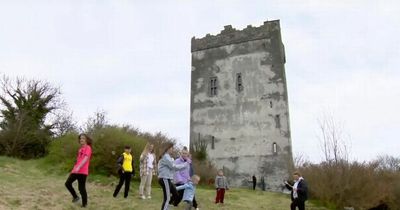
[191,20,281,52]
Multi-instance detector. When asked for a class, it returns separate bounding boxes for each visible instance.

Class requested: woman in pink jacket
[65,134,93,208]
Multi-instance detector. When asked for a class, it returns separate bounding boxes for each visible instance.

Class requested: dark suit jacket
[285,179,308,202]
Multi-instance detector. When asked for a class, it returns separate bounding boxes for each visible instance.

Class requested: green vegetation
[0,77,64,158]
[299,159,400,210]
[44,127,147,176]
[0,156,328,210]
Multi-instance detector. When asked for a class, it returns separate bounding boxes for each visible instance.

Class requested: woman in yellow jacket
[113,146,135,198]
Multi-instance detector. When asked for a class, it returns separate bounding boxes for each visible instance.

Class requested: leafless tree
[294,152,310,168]
[317,112,351,164]
[82,110,108,134]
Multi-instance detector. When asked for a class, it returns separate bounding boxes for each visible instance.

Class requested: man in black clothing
[252,175,257,190]
[284,171,308,210]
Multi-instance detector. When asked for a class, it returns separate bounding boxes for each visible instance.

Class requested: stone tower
[190,20,293,190]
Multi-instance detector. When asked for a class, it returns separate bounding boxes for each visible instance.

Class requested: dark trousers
[159,178,178,210]
[113,171,132,198]
[290,198,305,210]
[253,181,256,190]
[215,188,225,203]
[173,183,198,208]
[65,173,88,207]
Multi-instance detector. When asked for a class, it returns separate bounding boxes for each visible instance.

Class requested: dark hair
[293,171,302,176]
[78,133,93,146]
[159,142,174,159]
[124,145,131,149]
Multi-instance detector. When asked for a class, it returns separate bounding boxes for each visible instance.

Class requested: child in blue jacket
[176,175,200,210]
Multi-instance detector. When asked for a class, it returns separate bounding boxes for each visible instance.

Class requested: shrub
[191,158,217,186]
[44,126,147,176]
[298,158,400,209]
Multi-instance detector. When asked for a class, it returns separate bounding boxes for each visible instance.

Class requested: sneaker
[72,197,80,203]
[140,195,146,199]
[196,208,200,210]
[146,196,151,199]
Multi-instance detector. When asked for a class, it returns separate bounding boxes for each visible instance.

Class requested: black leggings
[113,171,132,198]
[158,178,178,210]
[65,173,87,206]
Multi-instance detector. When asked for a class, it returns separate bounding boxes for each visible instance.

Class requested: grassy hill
[0,156,328,210]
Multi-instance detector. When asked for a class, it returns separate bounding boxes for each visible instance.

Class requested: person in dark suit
[252,175,257,190]
[284,171,308,210]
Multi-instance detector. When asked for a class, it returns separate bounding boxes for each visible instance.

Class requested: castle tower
[190,20,293,190]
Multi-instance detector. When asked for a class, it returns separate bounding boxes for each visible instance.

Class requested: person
[113,146,135,198]
[158,143,189,210]
[252,175,257,190]
[215,169,229,204]
[284,171,308,210]
[65,134,93,208]
[171,147,198,209]
[139,143,157,199]
[176,175,201,210]
[260,176,266,191]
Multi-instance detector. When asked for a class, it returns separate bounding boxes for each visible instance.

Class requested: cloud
[0,0,399,161]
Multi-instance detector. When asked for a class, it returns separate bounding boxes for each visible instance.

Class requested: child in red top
[65,134,92,208]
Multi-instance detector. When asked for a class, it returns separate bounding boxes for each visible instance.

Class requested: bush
[44,126,147,176]
[298,158,400,210]
[191,158,217,186]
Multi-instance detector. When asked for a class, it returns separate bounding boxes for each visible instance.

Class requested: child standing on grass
[158,143,189,210]
[65,134,93,208]
[176,175,201,210]
[113,146,135,198]
[215,169,229,204]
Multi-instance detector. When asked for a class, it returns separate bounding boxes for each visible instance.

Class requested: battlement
[191,20,281,52]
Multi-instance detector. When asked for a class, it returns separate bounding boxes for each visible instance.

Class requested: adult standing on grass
[139,143,157,199]
[158,143,189,210]
[170,147,197,209]
[171,147,199,209]
[252,175,257,190]
[284,171,308,210]
[65,134,93,208]
[113,145,135,198]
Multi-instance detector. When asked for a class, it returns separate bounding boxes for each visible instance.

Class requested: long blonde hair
[141,143,154,157]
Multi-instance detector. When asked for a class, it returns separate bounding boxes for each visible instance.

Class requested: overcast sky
[0,0,399,162]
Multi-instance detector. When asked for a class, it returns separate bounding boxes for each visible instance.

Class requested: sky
[0,0,399,162]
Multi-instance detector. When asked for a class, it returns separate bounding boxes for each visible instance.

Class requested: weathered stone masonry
[190,20,293,190]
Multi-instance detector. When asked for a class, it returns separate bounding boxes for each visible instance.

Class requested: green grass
[0,156,328,210]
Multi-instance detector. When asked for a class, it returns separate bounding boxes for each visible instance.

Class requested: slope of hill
[0,156,328,210]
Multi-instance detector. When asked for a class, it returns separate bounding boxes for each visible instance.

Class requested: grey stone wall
[190,20,293,191]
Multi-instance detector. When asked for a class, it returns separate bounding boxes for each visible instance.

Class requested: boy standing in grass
[215,169,229,204]
[176,175,200,210]
[113,146,135,198]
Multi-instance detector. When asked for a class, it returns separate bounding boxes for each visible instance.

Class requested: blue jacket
[158,153,188,179]
[176,181,196,202]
